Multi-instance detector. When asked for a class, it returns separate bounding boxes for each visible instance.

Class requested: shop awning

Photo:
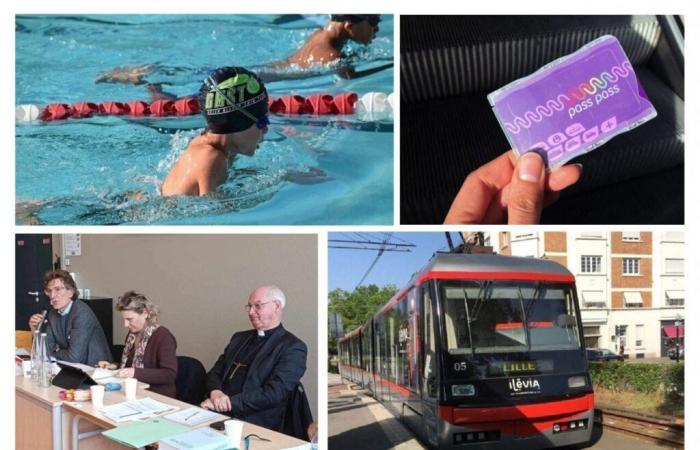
[662,325,684,338]
[623,291,643,305]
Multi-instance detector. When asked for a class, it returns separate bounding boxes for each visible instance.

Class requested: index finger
[444,151,517,224]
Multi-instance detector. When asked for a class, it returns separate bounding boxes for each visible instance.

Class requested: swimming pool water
[15,14,394,225]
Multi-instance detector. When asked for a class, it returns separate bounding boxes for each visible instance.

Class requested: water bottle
[38,333,52,388]
[30,330,41,384]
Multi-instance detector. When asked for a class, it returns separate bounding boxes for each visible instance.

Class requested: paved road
[580,425,680,449]
[328,374,678,450]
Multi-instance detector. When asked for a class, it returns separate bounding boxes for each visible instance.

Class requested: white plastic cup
[124,377,137,400]
[22,360,32,377]
[224,419,244,447]
[90,385,105,409]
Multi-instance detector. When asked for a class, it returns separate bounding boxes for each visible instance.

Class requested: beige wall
[53,233,318,418]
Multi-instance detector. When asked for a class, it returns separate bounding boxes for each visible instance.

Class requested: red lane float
[17,91,394,123]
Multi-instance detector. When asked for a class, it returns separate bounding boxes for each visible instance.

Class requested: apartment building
[498,231,684,358]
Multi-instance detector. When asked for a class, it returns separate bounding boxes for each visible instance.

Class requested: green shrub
[589,362,684,396]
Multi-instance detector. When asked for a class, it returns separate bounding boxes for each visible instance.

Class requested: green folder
[102,418,190,448]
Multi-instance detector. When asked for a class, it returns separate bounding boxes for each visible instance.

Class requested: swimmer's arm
[337,62,394,80]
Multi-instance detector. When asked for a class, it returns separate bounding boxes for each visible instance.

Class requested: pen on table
[117,410,141,419]
[184,410,199,421]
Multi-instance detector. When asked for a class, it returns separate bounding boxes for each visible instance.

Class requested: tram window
[385,311,398,382]
[473,286,528,353]
[522,286,582,350]
[396,300,410,387]
[441,281,581,354]
[423,287,437,398]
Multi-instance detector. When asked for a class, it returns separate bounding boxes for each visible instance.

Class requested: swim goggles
[205,76,269,130]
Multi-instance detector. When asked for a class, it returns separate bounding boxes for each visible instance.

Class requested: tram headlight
[568,376,587,388]
[451,384,476,396]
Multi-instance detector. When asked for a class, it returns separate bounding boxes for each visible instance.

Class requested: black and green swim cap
[198,66,268,134]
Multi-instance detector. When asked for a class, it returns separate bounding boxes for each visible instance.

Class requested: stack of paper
[164,407,221,426]
[102,418,190,448]
[92,367,118,380]
[159,427,233,450]
[101,397,178,422]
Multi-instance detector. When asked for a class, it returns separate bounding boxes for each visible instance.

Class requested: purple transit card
[487,35,657,168]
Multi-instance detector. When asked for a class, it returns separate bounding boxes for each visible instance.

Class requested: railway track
[597,408,684,447]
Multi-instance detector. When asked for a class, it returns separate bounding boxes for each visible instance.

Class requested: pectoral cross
[228,361,248,380]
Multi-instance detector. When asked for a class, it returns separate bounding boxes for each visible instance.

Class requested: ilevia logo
[507,377,542,396]
[504,60,634,135]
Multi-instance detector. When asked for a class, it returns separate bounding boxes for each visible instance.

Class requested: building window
[635,324,644,348]
[618,325,628,351]
[622,232,641,241]
[622,258,640,275]
[623,291,644,308]
[662,232,684,242]
[581,255,602,273]
[665,258,684,275]
[581,290,606,308]
[665,290,684,306]
[583,326,601,348]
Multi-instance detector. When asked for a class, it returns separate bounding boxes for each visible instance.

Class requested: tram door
[374,318,386,402]
[403,287,423,431]
[420,281,440,447]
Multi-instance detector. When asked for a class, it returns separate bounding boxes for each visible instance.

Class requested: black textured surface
[541,166,684,224]
[401,15,659,54]
[401,15,661,101]
[400,15,684,224]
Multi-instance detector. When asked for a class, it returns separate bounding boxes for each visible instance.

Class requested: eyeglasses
[245,301,272,312]
[205,76,269,130]
[44,286,67,296]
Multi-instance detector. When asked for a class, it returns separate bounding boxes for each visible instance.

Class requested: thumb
[507,152,545,224]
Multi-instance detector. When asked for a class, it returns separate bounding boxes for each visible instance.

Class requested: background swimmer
[95,14,389,88]
[161,67,269,197]
[274,14,381,75]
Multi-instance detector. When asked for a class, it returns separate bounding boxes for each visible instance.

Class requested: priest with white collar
[201,285,307,432]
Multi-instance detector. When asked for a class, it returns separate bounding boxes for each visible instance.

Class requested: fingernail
[518,152,543,182]
[573,163,583,173]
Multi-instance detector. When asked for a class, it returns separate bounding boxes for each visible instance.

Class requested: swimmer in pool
[160,66,269,197]
[95,14,387,88]
[274,14,381,71]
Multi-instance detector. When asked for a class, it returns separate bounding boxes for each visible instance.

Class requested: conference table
[16,374,309,450]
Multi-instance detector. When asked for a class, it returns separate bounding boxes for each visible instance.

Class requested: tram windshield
[440,280,582,355]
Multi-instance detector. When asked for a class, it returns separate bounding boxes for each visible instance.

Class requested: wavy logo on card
[504,61,634,134]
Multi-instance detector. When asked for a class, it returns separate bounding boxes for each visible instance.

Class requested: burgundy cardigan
[124,326,178,398]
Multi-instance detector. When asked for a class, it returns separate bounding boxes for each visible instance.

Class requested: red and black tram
[338,253,594,449]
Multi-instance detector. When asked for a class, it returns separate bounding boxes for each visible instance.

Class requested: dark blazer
[205,325,307,431]
[45,300,112,366]
[125,326,178,398]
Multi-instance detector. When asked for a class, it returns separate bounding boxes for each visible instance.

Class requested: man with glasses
[201,285,307,433]
[28,270,112,366]
[161,66,269,196]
